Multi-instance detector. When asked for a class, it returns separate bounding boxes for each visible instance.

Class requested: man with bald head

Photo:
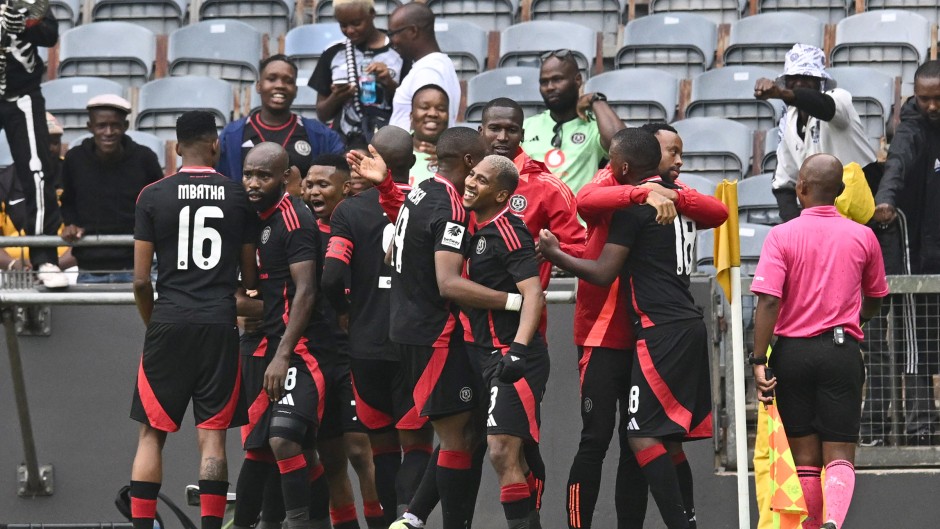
[387,2,459,130]
[751,154,888,529]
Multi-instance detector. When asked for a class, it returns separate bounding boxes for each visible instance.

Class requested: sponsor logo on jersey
[261,226,272,244]
[545,148,565,169]
[571,132,586,144]
[476,237,486,254]
[509,194,527,213]
[459,386,473,402]
[378,276,391,289]
[583,397,593,413]
[441,222,465,249]
[408,187,427,205]
[294,140,312,157]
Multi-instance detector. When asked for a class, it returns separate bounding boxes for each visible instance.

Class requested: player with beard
[410,84,449,185]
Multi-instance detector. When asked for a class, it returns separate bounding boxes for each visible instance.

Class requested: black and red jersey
[389,176,469,346]
[242,112,314,177]
[326,187,401,360]
[134,167,256,325]
[464,208,540,349]
[606,180,702,329]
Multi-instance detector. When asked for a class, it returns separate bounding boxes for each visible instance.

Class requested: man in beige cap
[58,94,163,283]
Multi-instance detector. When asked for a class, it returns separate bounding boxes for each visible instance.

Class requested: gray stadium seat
[465,67,543,123]
[91,0,187,34]
[58,22,156,89]
[41,77,125,143]
[426,0,518,33]
[284,23,344,76]
[315,0,402,29]
[198,0,292,37]
[723,13,824,70]
[830,10,930,98]
[686,66,784,131]
[168,19,262,88]
[762,130,779,173]
[498,21,596,78]
[672,117,753,183]
[758,0,850,24]
[738,173,781,225]
[678,173,718,195]
[136,76,233,141]
[616,13,717,79]
[435,19,488,81]
[250,86,319,121]
[68,130,167,169]
[828,66,894,150]
[50,0,82,31]
[649,0,745,25]
[583,68,678,125]
[0,135,12,168]
[696,222,772,276]
[867,0,939,26]
[529,0,625,56]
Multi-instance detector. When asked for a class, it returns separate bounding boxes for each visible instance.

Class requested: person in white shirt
[386,2,460,130]
[754,43,876,221]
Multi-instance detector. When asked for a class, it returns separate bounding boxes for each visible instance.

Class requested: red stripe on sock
[364,500,384,518]
[309,462,325,481]
[671,451,687,465]
[131,497,158,519]
[403,443,433,455]
[277,454,307,474]
[330,504,358,524]
[500,482,531,503]
[635,444,667,467]
[201,494,227,518]
[438,449,472,469]
[245,448,275,463]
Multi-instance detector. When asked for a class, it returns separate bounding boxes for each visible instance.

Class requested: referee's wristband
[505,293,523,312]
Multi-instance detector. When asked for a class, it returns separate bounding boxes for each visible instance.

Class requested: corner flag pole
[730,264,750,528]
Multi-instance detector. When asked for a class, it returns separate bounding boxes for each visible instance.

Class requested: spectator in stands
[46,113,64,191]
[521,50,625,194]
[59,95,163,283]
[309,0,410,145]
[219,55,344,182]
[754,44,876,222]
[864,60,940,446]
[409,84,448,185]
[386,2,460,130]
[0,6,66,288]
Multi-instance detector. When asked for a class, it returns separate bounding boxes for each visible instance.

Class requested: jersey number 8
[177,205,224,270]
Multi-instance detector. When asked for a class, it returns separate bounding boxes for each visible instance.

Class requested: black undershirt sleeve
[791,88,836,122]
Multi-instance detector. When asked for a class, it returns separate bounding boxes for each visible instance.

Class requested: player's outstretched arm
[538,229,628,287]
[435,251,513,310]
[264,259,317,402]
[133,240,155,325]
[672,184,729,229]
[347,145,406,221]
[752,293,780,404]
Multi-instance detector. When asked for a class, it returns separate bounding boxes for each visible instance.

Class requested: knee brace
[269,415,314,447]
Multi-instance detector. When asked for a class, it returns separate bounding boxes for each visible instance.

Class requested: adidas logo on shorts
[626,417,639,431]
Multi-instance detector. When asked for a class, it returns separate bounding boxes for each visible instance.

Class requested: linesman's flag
[713,180,740,301]
[767,401,808,529]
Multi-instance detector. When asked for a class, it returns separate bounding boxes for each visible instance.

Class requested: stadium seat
[678,173,718,195]
[672,117,753,183]
[498,21,596,78]
[426,0,518,33]
[529,0,625,56]
[68,130,168,169]
[464,67,543,123]
[249,86,319,121]
[198,0,292,37]
[41,77,125,143]
[583,68,678,125]
[830,10,930,97]
[616,13,717,79]
[723,13,824,70]
[828,66,894,150]
[696,222,771,276]
[738,173,781,225]
[168,20,262,88]
[762,130,779,174]
[49,0,82,31]
[649,0,745,25]
[136,76,233,141]
[315,0,402,29]
[685,66,784,131]
[91,0,187,35]
[0,135,12,168]
[284,23,344,76]
[867,0,939,26]
[436,19,488,81]
[758,0,850,24]
[58,22,156,89]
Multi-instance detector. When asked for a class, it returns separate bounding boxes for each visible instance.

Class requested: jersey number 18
[177,205,224,270]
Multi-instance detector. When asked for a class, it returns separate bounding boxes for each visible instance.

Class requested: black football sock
[372,446,401,524]
[524,443,546,512]
[277,454,311,529]
[307,463,330,529]
[397,443,433,516]
[673,452,696,528]
[501,482,532,529]
[363,499,385,529]
[260,464,285,524]
[330,503,360,529]
[615,448,648,529]
[130,480,161,529]
[567,457,602,529]
[635,444,688,529]
[198,480,229,529]
[464,443,487,527]
[233,455,274,527]
[437,450,474,529]
[405,445,439,521]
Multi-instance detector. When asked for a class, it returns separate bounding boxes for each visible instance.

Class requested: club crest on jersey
[571,132,586,144]
[509,194,527,213]
[294,140,312,157]
[441,222,465,249]
[583,397,593,413]
[261,226,272,244]
[459,386,473,402]
[475,237,486,254]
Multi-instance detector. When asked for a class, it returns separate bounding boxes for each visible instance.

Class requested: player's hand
[365,62,395,88]
[346,145,388,186]
[496,342,529,383]
[61,224,85,243]
[753,364,776,404]
[753,78,783,101]
[415,140,438,166]
[575,93,599,121]
[872,203,897,225]
[537,229,561,263]
[1,5,27,35]
[330,82,355,101]
[645,192,678,225]
[264,354,290,402]
[639,181,678,201]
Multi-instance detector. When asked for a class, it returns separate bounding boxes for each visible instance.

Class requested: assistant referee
[751,153,888,529]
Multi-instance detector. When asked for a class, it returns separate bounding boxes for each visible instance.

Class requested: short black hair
[481,97,524,125]
[412,83,449,105]
[259,54,299,78]
[915,60,940,82]
[640,122,678,136]
[437,126,484,161]
[310,153,350,174]
[176,110,218,144]
[610,127,661,173]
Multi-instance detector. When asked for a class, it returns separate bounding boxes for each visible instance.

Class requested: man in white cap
[58,94,163,282]
[754,43,876,221]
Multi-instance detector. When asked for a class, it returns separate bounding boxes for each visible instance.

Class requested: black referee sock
[129,480,161,529]
[437,450,474,529]
[635,444,688,529]
[673,452,696,528]
[404,445,439,521]
[397,444,433,516]
[371,447,401,524]
[198,479,229,529]
[233,456,274,527]
[615,448,649,529]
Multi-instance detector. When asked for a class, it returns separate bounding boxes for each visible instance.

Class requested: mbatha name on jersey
[178,184,226,200]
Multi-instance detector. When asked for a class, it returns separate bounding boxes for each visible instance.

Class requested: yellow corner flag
[713,180,740,301]
[767,401,808,529]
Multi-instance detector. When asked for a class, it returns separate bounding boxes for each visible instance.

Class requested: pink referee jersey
[751,205,889,341]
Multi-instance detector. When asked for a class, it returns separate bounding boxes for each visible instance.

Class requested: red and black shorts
[474,338,550,443]
[629,319,713,441]
[262,335,331,449]
[317,354,367,440]
[393,335,481,430]
[130,322,246,432]
[350,356,406,433]
[239,331,273,451]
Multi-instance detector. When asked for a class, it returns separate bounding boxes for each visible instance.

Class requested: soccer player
[129,111,258,529]
[540,128,727,529]
[462,154,548,529]
[243,142,338,529]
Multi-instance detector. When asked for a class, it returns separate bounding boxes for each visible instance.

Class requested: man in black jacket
[863,60,940,446]
[59,95,163,283]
